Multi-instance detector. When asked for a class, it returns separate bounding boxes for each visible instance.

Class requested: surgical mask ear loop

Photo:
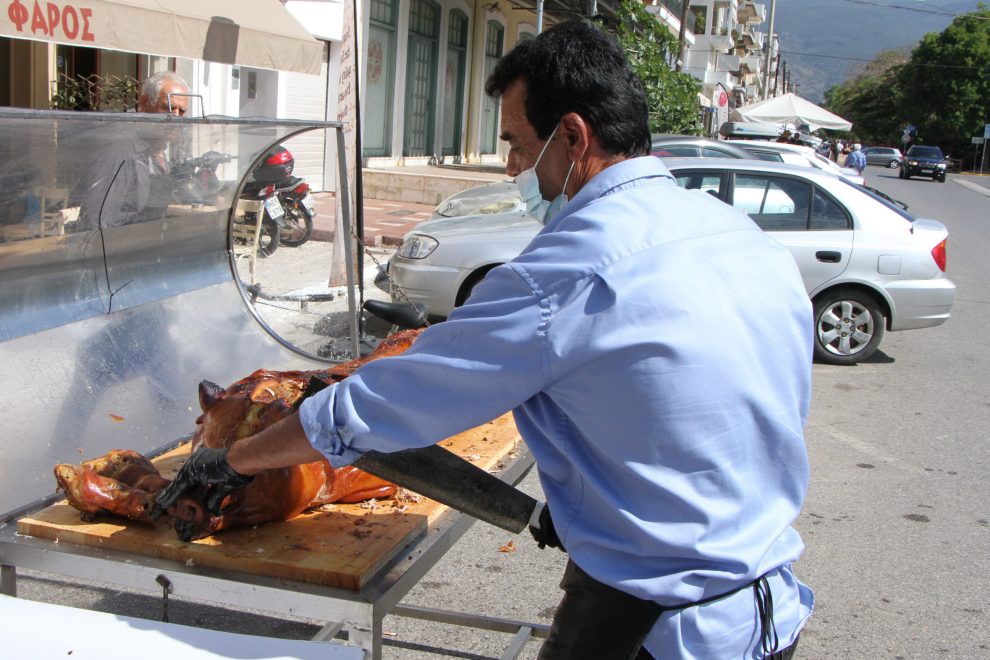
[559,160,575,198]
[533,124,560,171]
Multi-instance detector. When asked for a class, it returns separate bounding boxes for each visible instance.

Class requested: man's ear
[558,112,591,162]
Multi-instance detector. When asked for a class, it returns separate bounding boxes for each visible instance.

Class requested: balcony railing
[657,0,685,19]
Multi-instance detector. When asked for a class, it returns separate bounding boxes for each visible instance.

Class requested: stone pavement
[310,194,436,247]
[309,165,508,246]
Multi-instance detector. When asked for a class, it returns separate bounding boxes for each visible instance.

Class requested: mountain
[772,0,983,102]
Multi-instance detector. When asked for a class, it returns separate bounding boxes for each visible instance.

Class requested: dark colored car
[899,145,947,182]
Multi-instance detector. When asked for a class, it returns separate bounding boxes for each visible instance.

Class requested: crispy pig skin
[54,450,161,522]
[179,329,424,540]
[55,329,424,540]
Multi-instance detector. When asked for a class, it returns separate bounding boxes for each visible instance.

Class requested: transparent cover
[0,110,349,518]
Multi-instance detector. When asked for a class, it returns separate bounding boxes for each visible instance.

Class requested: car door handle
[816,250,842,263]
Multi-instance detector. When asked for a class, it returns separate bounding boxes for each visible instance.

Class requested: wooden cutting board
[18,414,523,590]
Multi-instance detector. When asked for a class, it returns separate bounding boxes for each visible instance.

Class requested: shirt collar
[544,156,674,230]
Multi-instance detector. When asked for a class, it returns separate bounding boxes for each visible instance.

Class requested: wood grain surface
[19,414,522,590]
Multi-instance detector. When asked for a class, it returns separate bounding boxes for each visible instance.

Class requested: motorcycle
[169,150,232,206]
[239,146,315,257]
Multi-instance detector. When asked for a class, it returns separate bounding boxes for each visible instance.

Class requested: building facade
[0,1,780,184]
[681,0,779,136]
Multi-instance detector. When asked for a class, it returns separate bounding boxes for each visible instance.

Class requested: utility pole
[676,0,692,72]
[762,0,777,100]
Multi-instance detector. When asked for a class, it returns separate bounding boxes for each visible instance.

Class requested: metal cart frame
[0,448,546,659]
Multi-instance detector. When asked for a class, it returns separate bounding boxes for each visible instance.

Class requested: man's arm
[153,411,323,517]
[226,412,323,475]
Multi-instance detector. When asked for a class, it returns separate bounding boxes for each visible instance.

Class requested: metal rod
[353,0,366,309]
[501,626,535,660]
[335,127,361,358]
[391,604,550,638]
[762,0,777,100]
[0,107,343,128]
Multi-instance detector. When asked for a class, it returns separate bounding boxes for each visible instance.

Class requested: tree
[896,5,990,158]
[608,0,702,135]
[823,50,907,146]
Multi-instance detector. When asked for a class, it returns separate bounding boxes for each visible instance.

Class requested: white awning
[0,0,323,74]
[731,92,853,132]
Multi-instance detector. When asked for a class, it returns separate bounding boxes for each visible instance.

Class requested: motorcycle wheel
[258,215,280,257]
[279,200,314,247]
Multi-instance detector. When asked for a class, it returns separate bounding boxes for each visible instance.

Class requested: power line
[836,0,990,21]
[778,49,990,71]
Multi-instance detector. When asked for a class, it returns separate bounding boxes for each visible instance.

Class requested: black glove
[529,504,565,551]
[153,447,254,518]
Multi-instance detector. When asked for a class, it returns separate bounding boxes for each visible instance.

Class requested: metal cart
[0,109,546,658]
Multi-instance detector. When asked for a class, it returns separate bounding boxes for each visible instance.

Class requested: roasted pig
[54,328,424,540]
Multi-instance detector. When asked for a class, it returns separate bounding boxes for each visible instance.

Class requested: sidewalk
[310,164,508,246]
[310,194,436,247]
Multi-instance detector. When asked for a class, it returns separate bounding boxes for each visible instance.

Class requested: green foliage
[823,50,906,145]
[609,0,702,136]
[823,6,990,161]
[50,74,139,112]
[896,6,990,157]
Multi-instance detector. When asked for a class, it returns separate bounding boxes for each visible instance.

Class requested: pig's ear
[198,380,225,412]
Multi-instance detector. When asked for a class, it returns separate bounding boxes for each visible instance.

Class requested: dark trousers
[539,560,801,660]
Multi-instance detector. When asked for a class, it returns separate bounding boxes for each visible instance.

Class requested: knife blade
[300,377,540,533]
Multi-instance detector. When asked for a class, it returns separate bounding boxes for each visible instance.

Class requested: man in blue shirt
[845,143,868,174]
[158,20,813,659]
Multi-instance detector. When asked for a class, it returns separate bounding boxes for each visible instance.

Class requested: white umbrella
[731,93,853,132]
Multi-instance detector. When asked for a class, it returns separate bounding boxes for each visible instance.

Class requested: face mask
[516,124,574,225]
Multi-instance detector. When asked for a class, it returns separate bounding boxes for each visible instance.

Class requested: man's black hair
[484,20,651,157]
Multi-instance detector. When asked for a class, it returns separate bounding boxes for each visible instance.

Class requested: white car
[724,140,865,185]
[386,159,955,364]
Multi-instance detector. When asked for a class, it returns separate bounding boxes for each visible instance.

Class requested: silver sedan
[386,159,955,365]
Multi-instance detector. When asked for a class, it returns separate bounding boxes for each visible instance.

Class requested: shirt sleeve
[298,264,549,466]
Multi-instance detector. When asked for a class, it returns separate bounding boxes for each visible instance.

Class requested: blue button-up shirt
[845,150,867,173]
[300,156,814,658]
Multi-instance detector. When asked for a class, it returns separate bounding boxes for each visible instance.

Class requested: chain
[350,228,431,328]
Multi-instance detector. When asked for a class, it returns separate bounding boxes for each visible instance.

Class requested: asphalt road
[789,168,990,658]
[11,168,990,658]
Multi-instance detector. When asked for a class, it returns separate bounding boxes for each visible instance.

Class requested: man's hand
[153,447,254,519]
[530,505,565,551]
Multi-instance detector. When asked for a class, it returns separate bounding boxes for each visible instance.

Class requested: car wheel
[888,160,899,169]
[812,289,885,365]
[454,265,501,308]
[937,174,946,183]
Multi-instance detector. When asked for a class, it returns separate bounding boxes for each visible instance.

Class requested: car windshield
[842,178,915,223]
[436,185,522,217]
[909,146,944,159]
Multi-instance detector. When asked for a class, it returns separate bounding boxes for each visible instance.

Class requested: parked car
[724,139,865,184]
[861,146,903,169]
[900,145,948,182]
[649,135,753,159]
[385,160,955,365]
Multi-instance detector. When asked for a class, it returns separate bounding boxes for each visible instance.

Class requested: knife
[301,377,541,533]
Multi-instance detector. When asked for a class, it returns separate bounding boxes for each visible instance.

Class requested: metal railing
[49,73,139,112]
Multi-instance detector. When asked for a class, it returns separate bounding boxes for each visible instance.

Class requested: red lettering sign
[46,2,59,34]
[6,1,95,42]
[62,3,76,38]
[30,0,47,35]
[80,6,92,40]
[7,0,28,31]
